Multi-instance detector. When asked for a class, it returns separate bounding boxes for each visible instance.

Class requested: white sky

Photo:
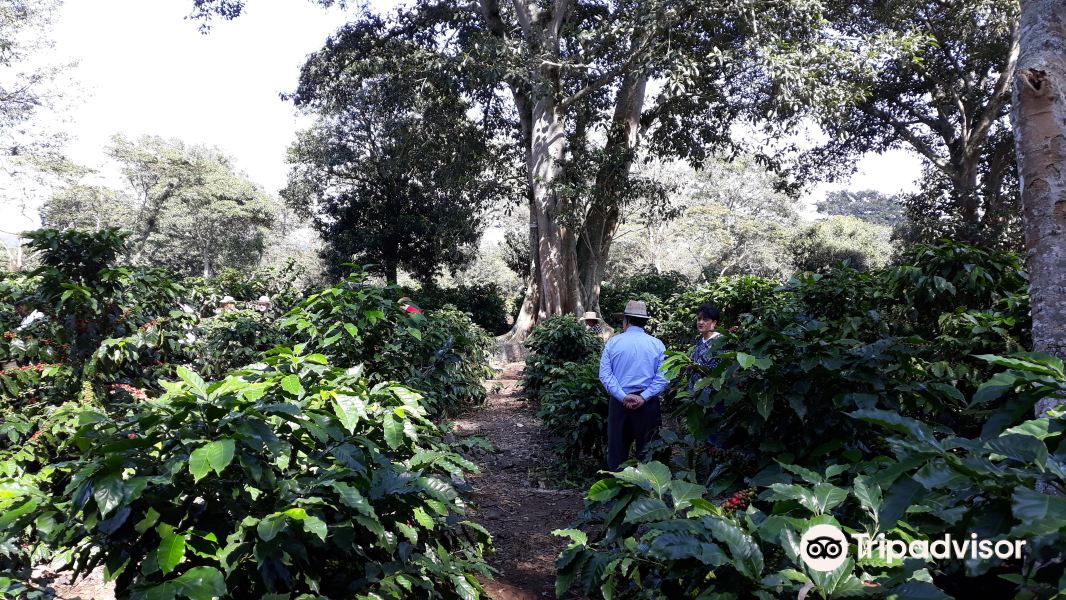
[1,0,923,236]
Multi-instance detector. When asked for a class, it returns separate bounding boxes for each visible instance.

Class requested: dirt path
[453,362,586,600]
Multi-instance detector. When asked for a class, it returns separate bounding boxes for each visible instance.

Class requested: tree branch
[558,30,658,112]
[967,19,1019,157]
[512,0,534,38]
[550,0,571,41]
[478,0,509,38]
[864,105,952,173]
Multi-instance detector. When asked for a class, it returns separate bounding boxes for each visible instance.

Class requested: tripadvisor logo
[799,524,1028,572]
[800,524,849,571]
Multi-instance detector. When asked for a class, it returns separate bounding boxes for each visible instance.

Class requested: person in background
[255,295,272,313]
[582,311,612,342]
[217,296,237,314]
[689,304,728,446]
[598,300,670,471]
[398,296,423,315]
[689,304,724,391]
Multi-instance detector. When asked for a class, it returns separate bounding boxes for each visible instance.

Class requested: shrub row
[519,316,610,465]
[525,242,1062,598]
[0,229,497,598]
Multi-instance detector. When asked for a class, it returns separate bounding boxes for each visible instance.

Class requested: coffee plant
[536,359,610,464]
[558,366,1065,599]
[280,269,493,417]
[520,315,602,401]
[11,349,491,598]
[543,242,1065,599]
[1,229,502,598]
[192,309,287,379]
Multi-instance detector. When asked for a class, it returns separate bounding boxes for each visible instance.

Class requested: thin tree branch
[864,105,952,173]
[559,30,658,112]
[968,19,1019,157]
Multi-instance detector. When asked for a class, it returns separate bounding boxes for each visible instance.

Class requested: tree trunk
[383,259,398,285]
[952,151,983,239]
[507,267,540,342]
[529,96,578,317]
[500,195,542,343]
[576,73,648,313]
[979,135,1019,246]
[1011,0,1066,417]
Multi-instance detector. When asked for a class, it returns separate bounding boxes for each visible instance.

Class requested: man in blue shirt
[599,300,669,470]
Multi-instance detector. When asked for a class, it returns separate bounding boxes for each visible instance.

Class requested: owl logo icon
[800,524,848,571]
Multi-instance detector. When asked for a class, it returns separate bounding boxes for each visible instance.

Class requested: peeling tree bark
[1011,0,1066,416]
[529,97,578,318]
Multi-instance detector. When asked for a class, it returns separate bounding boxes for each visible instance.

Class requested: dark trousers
[607,396,661,471]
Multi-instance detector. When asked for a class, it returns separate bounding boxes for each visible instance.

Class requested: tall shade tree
[0,0,77,223]
[189,0,856,338]
[610,158,800,281]
[803,0,1021,250]
[282,45,509,284]
[109,136,277,277]
[816,189,903,228]
[789,215,894,274]
[0,0,65,154]
[1011,0,1065,403]
[42,136,278,277]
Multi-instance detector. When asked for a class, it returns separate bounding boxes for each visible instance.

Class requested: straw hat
[256,295,271,304]
[613,300,650,319]
[581,311,600,322]
[219,295,236,305]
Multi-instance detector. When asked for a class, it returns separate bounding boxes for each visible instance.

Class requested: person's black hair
[696,304,721,321]
[626,315,650,328]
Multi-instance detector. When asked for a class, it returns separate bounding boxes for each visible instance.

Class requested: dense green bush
[1,231,501,597]
[520,315,602,401]
[15,350,491,598]
[192,309,287,379]
[536,359,609,464]
[652,244,1031,470]
[0,230,191,475]
[183,260,309,317]
[655,275,781,348]
[883,241,1030,346]
[414,282,511,335]
[558,357,1066,599]
[9,229,185,369]
[554,242,1061,599]
[281,268,494,416]
[379,306,495,417]
[600,269,690,330]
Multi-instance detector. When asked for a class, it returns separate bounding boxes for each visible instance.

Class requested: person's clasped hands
[622,393,645,410]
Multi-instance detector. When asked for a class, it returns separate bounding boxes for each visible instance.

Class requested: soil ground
[453,362,586,600]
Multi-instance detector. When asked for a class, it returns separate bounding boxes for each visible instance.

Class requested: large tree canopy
[802,0,1020,249]
[816,189,903,229]
[606,158,800,282]
[0,0,66,155]
[191,0,858,337]
[41,135,278,278]
[282,39,511,284]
